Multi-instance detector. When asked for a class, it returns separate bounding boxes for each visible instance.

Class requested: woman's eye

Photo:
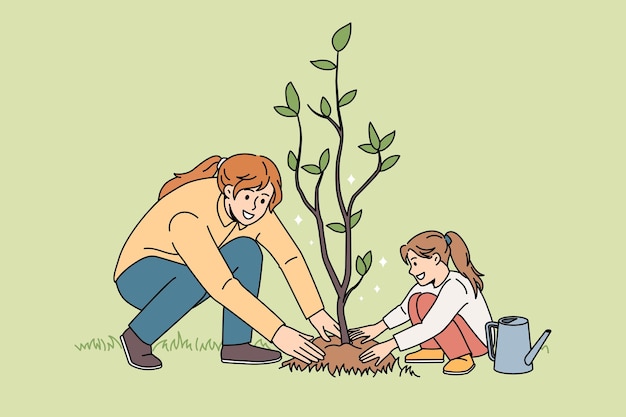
[413,262,417,266]
[260,199,265,204]
[245,195,250,200]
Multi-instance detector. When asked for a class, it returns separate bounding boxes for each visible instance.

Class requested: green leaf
[320,97,331,117]
[356,255,366,276]
[301,164,321,175]
[350,210,362,228]
[274,106,297,117]
[379,131,396,151]
[285,82,300,114]
[327,222,346,233]
[319,148,330,172]
[288,151,298,171]
[381,155,400,172]
[358,144,378,154]
[363,251,372,270]
[369,122,380,149]
[338,89,357,107]
[311,60,336,70]
[332,23,352,52]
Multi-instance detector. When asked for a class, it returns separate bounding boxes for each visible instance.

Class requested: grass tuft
[75,332,272,352]
[280,358,398,377]
[398,365,420,378]
[74,336,122,351]
[153,331,196,352]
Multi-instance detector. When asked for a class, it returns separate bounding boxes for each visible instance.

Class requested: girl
[114,154,339,370]
[349,230,492,375]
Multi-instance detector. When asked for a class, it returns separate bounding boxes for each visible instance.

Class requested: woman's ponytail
[158,155,222,200]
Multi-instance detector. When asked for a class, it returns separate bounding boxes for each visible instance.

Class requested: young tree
[274,23,400,346]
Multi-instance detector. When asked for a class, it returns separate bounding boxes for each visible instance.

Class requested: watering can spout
[524,329,551,366]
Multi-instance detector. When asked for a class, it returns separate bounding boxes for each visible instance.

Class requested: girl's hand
[359,339,398,366]
[348,320,388,343]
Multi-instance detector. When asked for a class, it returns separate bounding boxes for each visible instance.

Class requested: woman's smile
[225,182,274,226]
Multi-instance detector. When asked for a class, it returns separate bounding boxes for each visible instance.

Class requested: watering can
[485,316,551,374]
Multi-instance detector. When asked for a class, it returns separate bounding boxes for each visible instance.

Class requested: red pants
[408,292,487,360]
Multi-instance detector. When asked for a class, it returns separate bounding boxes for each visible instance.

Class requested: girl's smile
[406,249,449,287]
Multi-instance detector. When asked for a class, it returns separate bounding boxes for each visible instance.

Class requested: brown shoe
[120,328,162,370]
[221,343,282,365]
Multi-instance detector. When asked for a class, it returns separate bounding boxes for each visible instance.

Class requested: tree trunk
[336,292,350,344]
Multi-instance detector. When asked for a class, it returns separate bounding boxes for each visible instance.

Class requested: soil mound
[281,336,397,376]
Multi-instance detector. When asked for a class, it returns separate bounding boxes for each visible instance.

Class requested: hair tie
[217,158,227,169]
[444,234,452,246]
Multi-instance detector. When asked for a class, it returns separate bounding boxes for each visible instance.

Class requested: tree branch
[332,51,354,292]
[292,114,341,293]
[291,114,342,293]
[340,154,382,292]
[345,273,366,301]
[347,152,383,215]
[294,115,315,213]
[307,104,341,133]
[335,51,343,133]
[333,51,348,219]
[313,173,342,294]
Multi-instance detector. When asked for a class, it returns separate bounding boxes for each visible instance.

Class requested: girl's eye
[413,262,417,266]
[245,195,250,200]
[260,199,266,204]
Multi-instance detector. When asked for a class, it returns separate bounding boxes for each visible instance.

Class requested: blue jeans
[116,237,262,346]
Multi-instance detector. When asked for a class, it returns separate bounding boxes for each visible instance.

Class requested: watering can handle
[485,321,498,362]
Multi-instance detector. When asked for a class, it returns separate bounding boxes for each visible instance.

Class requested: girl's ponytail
[158,155,222,200]
[445,231,484,297]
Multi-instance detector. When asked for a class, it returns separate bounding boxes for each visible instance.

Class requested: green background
[2,1,623,415]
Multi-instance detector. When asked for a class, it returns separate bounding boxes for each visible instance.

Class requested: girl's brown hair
[400,230,484,297]
[158,154,283,211]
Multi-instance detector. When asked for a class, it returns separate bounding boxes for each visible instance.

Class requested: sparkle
[309,240,314,245]
[374,285,380,293]
[295,215,303,225]
[359,296,364,301]
[348,175,355,184]
[379,257,387,267]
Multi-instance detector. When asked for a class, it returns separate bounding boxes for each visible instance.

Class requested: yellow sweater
[114,178,324,341]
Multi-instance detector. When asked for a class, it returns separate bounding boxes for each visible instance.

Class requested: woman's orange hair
[400,231,484,297]
[158,154,283,211]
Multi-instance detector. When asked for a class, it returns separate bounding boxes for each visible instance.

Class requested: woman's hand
[271,325,325,364]
[359,338,398,366]
[309,310,341,342]
[348,320,388,343]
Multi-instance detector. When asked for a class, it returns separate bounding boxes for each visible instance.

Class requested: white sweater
[383,271,492,351]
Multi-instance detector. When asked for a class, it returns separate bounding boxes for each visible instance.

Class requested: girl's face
[225,182,274,226]
[406,249,440,286]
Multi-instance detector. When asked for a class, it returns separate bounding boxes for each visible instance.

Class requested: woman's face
[224,182,274,226]
[406,249,440,286]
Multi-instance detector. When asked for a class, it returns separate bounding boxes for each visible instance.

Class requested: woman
[114,154,339,370]
[349,231,492,375]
